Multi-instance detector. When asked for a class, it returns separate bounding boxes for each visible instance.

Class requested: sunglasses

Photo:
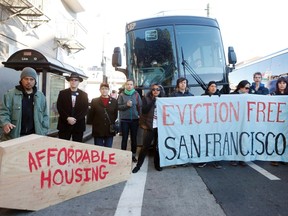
[70,79,79,82]
[152,88,160,91]
[245,87,250,90]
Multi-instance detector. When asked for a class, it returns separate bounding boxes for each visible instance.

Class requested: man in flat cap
[56,73,88,142]
[0,67,49,141]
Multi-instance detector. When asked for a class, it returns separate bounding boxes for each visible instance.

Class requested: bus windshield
[126,23,226,94]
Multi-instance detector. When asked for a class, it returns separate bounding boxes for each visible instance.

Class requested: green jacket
[0,87,49,141]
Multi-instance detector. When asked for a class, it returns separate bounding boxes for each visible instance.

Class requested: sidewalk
[83,124,93,142]
[84,125,123,150]
[84,125,144,148]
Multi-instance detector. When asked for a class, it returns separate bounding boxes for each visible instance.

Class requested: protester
[110,90,118,99]
[231,80,251,95]
[118,79,142,162]
[89,83,118,147]
[170,77,194,97]
[0,67,49,141]
[132,83,165,173]
[198,81,222,169]
[270,76,288,95]
[118,86,124,95]
[170,77,193,167]
[270,77,288,166]
[230,80,251,166]
[202,81,220,96]
[117,85,125,135]
[56,73,88,142]
[249,72,269,95]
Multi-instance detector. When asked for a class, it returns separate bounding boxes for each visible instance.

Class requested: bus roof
[236,48,288,70]
[126,15,219,32]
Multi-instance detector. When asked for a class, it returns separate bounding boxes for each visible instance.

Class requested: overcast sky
[78,0,288,67]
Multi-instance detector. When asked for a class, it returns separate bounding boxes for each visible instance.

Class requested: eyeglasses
[152,88,160,91]
[254,77,261,79]
[70,79,79,82]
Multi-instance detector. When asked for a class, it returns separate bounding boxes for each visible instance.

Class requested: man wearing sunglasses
[56,73,88,142]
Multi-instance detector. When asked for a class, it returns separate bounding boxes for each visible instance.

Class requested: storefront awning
[2,49,87,78]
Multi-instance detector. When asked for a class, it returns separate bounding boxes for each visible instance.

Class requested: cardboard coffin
[0,134,131,210]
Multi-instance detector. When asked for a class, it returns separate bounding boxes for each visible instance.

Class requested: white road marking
[247,162,281,180]
[114,159,148,216]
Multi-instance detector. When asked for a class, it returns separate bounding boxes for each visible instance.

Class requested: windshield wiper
[181,47,208,90]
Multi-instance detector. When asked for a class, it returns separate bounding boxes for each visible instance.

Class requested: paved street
[0,133,288,216]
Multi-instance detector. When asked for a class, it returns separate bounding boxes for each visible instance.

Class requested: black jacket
[139,89,165,130]
[139,95,156,130]
[201,89,221,96]
[57,88,88,132]
[89,96,118,137]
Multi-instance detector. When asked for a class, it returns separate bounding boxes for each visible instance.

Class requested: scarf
[124,89,135,96]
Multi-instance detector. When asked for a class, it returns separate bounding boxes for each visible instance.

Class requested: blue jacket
[249,83,269,95]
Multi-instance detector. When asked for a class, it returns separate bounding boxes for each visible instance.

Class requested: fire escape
[55,18,86,54]
[0,0,86,54]
[0,0,50,28]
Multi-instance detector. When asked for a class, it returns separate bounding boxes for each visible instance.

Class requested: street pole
[205,3,210,17]
[101,54,107,83]
[101,34,108,84]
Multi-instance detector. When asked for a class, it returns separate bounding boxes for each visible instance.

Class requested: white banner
[156,94,288,167]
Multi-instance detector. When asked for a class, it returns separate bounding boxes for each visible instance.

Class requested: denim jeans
[94,136,113,148]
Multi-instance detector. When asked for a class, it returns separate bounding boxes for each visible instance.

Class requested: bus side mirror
[112,47,122,67]
[228,46,237,66]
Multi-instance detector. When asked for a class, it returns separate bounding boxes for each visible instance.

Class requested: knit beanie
[20,67,37,80]
[207,81,216,88]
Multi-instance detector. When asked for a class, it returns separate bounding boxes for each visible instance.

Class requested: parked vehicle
[112,15,237,96]
[229,48,288,93]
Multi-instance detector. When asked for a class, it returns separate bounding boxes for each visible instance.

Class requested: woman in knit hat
[202,81,220,96]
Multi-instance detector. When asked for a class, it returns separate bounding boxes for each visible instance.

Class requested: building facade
[0,0,88,134]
